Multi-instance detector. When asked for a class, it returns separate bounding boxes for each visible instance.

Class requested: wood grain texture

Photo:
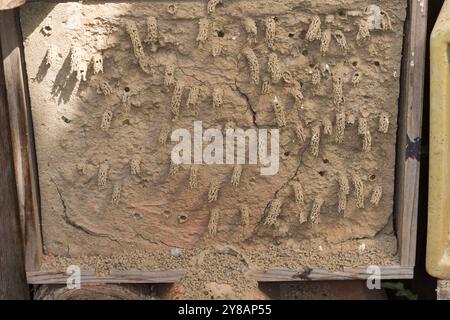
[396,0,428,267]
[27,270,184,284]
[0,33,29,300]
[0,9,42,272]
[249,266,414,282]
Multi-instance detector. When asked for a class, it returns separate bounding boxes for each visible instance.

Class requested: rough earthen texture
[21,0,406,296]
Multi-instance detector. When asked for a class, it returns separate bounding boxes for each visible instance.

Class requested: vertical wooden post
[396,0,429,267]
[0,9,42,272]
[0,29,29,300]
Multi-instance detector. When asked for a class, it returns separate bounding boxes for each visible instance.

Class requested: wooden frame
[0,0,427,286]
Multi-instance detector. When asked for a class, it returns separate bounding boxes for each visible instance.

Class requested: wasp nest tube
[291,182,307,224]
[358,117,368,135]
[322,117,333,136]
[379,113,390,133]
[207,0,222,15]
[100,109,113,131]
[310,197,324,224]
[208,208,220,237]
[197,18,209,47]
[112,183,122,206]
[240,205,250,227]
[243,17,257,43]
[310,125,321,157]
[347,113,356,126]
[164,63,176,87]
[122,90,132,113]
[333,30,348,51]
[171,81,184,118]
[264,198,282,226]
[158,124,171,145]
[362,130,372,153]
[211,35,222,57]
[352,174,365,209]
[231,164,243,187]
[92,53,103,74]
[98,163,109,190]
[371,186,383,206]
[352,71,361,87]
[98,81,112,96]
[356,20,370,44]
[261,80,270,95]
[289,83,304,108]
[243,47,260,84]
[294,123,307,143]
[169,160,180,176]
[70,46,89,81]
[306,15,322,41]
[45,44,58,66]
[186,86,200,112]
[145,16,158,52]
[265,17,276,50]
[77,162,87,176]
[267,53,281,83]
[126,21,152,74]
[212,87,223,111]
[188,165,199,189]
[332,71,345,107]
[338,174,350,214]
[335,112,346,144]
[208,179,221,202]
[130,157,141,175]
[380,10,393,31]
[272,96,286,127]
[320,29,332,55]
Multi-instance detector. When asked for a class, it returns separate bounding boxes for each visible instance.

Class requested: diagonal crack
[235,80,257,128]
[49,175,122,245]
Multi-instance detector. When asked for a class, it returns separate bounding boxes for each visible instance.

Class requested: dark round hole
[44,25,52,31]
[217,30,224,38]
[273,16,279,22]
[284,151,290,157]
[319,171,326,177]
[370,174,376,181]
[124,87,130,92]
[338,9,346,17]
[323,159,329,164]
[352,61,358,67]
[374,61,380,67]
[178,215,188,224]
[288,33,294,38]
[302,49,309,56]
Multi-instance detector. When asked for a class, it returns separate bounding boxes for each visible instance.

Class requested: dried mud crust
[22,0,405,270]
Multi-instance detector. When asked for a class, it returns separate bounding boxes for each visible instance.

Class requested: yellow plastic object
[428,0,450,279]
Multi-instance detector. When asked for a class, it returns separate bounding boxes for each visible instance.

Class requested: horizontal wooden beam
[27,265,414,285]
[249,266,414,282]
[27,270,184,284]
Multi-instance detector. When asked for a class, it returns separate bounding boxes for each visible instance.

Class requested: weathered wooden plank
[0,0,26,11]
[27,270,185,284]
[396,0,428,267]
[0,33,29,300]
[27,265,413,285]
[0,9,42,272]
[249,266,414,282]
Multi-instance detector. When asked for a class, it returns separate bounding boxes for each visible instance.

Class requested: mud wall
[21,0,406,270]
